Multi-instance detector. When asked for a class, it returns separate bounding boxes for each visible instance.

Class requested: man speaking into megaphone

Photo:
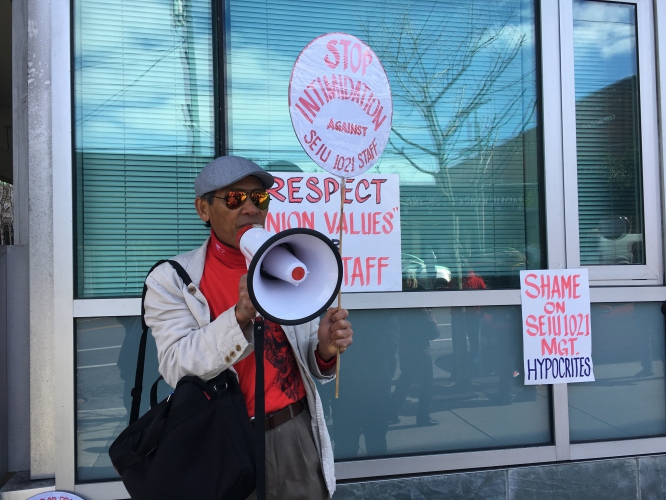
[143,156,353,500]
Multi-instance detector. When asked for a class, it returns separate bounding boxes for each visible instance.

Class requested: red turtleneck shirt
[199,230,334,417]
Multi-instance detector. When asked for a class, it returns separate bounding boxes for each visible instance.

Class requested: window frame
[559,0,663,285]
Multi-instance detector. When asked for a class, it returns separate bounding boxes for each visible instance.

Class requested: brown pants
[246,408,329,500]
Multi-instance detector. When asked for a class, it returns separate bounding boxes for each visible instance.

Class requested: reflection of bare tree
[1,181,13,245]
[359,1,536,286]
[172,0,200,155]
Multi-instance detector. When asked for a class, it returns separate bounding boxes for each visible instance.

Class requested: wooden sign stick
[335,177,345,398]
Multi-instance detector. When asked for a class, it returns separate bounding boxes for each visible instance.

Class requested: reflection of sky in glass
[72,0,544,294]
[228,0,538,184]
[74,0,215,298]
[74,0,214,156]
[573,0,637,98]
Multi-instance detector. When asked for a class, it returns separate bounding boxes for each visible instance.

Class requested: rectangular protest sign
[267,172,402,292]
[520,269,594,384]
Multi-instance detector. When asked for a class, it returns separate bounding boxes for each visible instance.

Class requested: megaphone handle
[335,178,345,399]
[254,316,266,500]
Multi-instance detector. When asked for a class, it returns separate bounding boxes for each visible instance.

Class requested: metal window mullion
[75,481,129,500]
[52,0,75,489]
[655,0,666,283]
[552,383,571,460]
[72,284,666,318]
[334,446,558,481]
[542,0,568,273]
[571,437,666,460]
[542,0,572,462]
[559,0,581,271]
[634,0,663,282]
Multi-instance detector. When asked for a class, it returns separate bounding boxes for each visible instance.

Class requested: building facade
[4,0,666,498]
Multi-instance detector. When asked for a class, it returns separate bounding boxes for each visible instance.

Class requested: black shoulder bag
[108,260,257,500]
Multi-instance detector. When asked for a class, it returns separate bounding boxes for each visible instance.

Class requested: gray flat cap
[194,156,274,197]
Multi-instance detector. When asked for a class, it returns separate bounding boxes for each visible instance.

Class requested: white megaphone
[238,225,343,325]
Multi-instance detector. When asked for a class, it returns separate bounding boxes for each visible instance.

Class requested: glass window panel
[76,307,551,478]
[573,1,645,266]
[76,317,170,482]
[320,306,551,459]
[569,302,666,442]
[226,0,545,290]
[73,0,214,298]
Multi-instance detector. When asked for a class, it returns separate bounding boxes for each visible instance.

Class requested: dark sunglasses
[213,189,271,210]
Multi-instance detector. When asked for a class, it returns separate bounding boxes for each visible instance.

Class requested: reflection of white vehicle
[598,233,643,265]
[401,253,451,287]
[468,248,526,277]
[596,216,643,264]
[435,265,451,282]
[401,253,427,276]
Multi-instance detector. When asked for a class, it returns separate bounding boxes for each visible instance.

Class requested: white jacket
[143,237,336,497]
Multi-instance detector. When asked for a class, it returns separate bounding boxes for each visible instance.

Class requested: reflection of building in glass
[400,127,541,289]
[0,181,12,245]
[575,76,644,265]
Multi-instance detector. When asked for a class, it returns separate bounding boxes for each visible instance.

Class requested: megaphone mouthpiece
[261,244,309,286]
[292,267,306,281]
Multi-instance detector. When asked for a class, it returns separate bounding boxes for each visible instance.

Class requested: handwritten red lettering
[370,178,385,203]
[323,177,339,203]
[305,177,322,203]
[378,257,389,285]
[382,212,394,234]
[344,178,354,205]
[526,315,538,336]
[287,177,303,203]
[324,212,337,234]
[324,40,340,68]
[268,176,286,202]
[355,179,371,203]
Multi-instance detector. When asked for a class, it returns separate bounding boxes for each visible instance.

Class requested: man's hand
[235,274,256,330]
[317,308,353,362]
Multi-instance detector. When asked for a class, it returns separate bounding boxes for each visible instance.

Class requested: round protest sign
[27,492,86,500]
[289,33,392,178]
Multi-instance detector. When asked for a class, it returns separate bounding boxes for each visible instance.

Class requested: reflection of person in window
[451,270,487,386]
[116,316,159,418]
[327,310,399,457]
[599,303,655,378]
[636,305,655,377]
[389,273,440,426]
[479,306,522,404]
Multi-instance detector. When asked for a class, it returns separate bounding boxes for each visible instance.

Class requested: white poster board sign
[289,32,392,177]
[520,269,595,384]
[267,172,401,292]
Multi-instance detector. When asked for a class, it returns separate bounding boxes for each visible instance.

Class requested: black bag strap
[130,259,193,425]
[149,375,164,409]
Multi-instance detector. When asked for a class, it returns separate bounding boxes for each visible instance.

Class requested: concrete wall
[11,0,53,479]
[0,247,7,478]
[26,0,54,480]
[335,455,666,499]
